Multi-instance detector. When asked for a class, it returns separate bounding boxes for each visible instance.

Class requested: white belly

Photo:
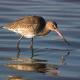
[6,27,36,38]
[24,33,35,38]
[17,28,35,38]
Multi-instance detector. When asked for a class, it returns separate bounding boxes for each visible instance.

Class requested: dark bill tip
[55,29,70,46]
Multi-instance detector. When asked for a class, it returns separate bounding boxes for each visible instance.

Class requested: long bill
[54,29,70,45]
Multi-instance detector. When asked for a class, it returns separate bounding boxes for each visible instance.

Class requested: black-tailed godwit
[1,16,69,58]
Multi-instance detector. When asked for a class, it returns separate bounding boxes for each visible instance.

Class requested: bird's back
[4,16,46,34]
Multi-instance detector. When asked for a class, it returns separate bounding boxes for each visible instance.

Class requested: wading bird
[1,16,69,58]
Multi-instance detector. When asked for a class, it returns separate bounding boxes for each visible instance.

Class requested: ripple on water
[0,0,80,80]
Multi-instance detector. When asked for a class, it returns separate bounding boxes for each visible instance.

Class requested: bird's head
[46,21,70,45]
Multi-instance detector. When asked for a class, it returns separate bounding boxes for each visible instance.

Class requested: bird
[1,16,69,58]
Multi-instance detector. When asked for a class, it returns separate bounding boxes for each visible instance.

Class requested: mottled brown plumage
[2,16,69,58]
[4,16,48,38]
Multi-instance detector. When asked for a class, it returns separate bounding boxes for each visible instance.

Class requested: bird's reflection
[8,43,71,78]
[7,56,59,76]
[8,58,47,73]
[8,76,23,80]
[60,51,70,65]
[7,58,59,75]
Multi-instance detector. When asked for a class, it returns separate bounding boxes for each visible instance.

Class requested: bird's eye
[53,22,57,29]
[54,26,57,29]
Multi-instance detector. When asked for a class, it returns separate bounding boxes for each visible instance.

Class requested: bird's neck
[37,25,50,36]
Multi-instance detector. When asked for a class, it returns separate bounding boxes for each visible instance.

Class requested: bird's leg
[16,36,23,58]
[30,38,34,58]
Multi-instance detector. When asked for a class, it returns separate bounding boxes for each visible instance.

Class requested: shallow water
[0,0,80,80]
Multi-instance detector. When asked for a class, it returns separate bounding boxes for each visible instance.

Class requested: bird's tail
[0,26,7,31]
[0,26,4,30]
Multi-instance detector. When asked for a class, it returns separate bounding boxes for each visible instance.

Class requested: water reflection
[61,51,70,64]
[7,57,59,76]
[8,58,47,73]
[7,57,48,80]
[8,76,24,80]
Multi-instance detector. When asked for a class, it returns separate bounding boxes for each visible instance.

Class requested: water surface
[0,0,80,80]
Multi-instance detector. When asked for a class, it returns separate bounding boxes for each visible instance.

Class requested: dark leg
[30,38,34,58]
[16,36,23,58]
